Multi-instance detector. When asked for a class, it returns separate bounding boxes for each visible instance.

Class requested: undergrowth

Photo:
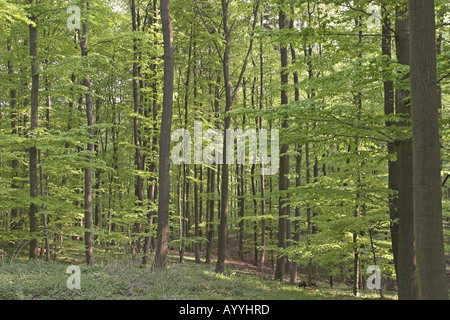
[0,254,397,300]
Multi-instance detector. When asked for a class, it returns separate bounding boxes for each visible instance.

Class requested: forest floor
[0,241,400,300]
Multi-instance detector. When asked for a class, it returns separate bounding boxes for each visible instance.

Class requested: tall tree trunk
[193,62,202,263]
[258,15,266,271]
[38,64,51,263]
[409,0,448,300]
[180,25,195,264]
[215,0,259,273]
[304,3,315,284]
[251,163,258,266]
[238,163,245,261]
[289,14,301,281]
[352,15,364,297]
[94,99,101,240]
[215,0,233,274]
[143,0,159,265]
[250,78,259,266]
[180,173,189,263]
[206,74,220,264]
[206,166,215,264]
[291,142,302,284]
[28,0,39,260]
[381,4,399,283]
[274,7,290,281]
[194,164,201,263]
[8,42,20,231]
[38,150,50,262]
[395,6,418,299]
[80,2,94,266]
[152,0,174,271]
[238,80,247,262]
[131,0,144,255]
[305,142,312,284]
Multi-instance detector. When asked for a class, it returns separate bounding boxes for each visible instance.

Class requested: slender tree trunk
[352,15,363,297]
[199,167,204,255]
[193,64,201,259]
[304,4,315,282]
[206,166,215,264]
[237,162,245,261]
[194,164,201,263]
[179,25,195,264]
[28,0,39,260]
[258,16,266,271]
[206,74,220,265]
[215,0,259,273]
[38,150,50,262]
[38,64,51,263]
[177,168,182,251]
[291,144,301,284]
[68,72,76,243]
[180,172,189,263]
[205,167,211,263]
[381,4,399,282]
[305,142,312,285]
[152,0,174,271]
[249,78,259,266]
[409,0,448,300]
[93,98,102,244]
[251,163,258,266]
[131,0,144,255]
[80,2,94,266]
[289,16,301,281]
[8,42,20,232]
[237,80,247,262]
[143,0,159,265]
[215,0,233,274]
[107,91,119,251]
[274,7,290,281]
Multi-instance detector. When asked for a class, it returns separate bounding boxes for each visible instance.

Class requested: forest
[0,0,449,301]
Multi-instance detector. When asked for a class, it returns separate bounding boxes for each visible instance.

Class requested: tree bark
[131,0,144,255]
[258,15,266,271]
[395,6,418,299]
[409,0,448,300]
[215,0,260,274]
[381,4,399,283]
[153,0,174,271]
[38,61,51,263]
[80,2,94,266]
[143,0,159,265]
[8,42,20,232]
[251,163,258,266]
[215,0,232,274]
[289,13,301,281]
[28,0,39,260]
[274,7,290,281]
[194,164,201,263]
[238,162,245,261]
[94,99,101,240]
[206,74,220,264]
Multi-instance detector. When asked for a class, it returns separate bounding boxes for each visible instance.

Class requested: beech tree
[394,4,418,300]
[0,0,448,300]
[79,1,94,266]
[28,0,39,260]
[274,4,290,282]
[152,0,174,271]
[409,0,448,300]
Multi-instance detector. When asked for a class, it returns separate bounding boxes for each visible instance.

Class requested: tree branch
[231,0,260,99]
